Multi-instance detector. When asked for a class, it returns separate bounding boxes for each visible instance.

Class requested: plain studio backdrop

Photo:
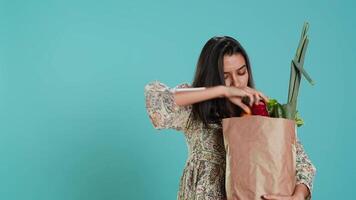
[0,0,354,199]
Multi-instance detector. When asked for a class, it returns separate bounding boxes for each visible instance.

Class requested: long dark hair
[187,36,255,130]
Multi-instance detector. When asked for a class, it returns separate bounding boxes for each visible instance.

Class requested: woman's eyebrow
[237,64,247,70]
[224,64,246,73]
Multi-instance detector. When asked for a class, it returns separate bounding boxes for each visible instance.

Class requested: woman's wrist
[217,85,227,98]
[221,85,229,98]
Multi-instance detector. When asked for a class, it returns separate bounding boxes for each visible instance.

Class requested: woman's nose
[231,73,241,87]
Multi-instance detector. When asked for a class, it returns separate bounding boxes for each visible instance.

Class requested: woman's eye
[237,68,247,75]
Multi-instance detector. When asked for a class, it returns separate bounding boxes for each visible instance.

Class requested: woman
[144,36,316,200]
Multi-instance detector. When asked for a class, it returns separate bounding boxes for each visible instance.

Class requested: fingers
[239,88,255,107]
[262,194,277,199]
[230,87,255,107]
[227,86,269,108]
[253,93,261,105]
[240,101,252,114]
[262,194,290,200]
[246,93,255,107]
[228,97,251,114]
[258,92,269,103]
[242,87,269,105]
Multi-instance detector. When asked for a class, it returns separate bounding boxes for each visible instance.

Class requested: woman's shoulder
[144,80,193,131]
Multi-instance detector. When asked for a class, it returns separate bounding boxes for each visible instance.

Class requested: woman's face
[223,53,249,87]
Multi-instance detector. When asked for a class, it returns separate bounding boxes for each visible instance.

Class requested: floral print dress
[144,81,317,200]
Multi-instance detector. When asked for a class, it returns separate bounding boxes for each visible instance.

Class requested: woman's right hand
[224,86,269,114]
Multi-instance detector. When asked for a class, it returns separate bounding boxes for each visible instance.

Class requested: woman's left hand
[261,194,304,200]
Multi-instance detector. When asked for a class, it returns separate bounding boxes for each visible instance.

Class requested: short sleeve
[144,81,192,131]
[295,132,317,200]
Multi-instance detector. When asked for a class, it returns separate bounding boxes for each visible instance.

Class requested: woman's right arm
[145,81,268,130]
[173,85,269,114]
[173,85,226,106]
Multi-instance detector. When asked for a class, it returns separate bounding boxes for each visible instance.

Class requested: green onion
[266,22,315,128]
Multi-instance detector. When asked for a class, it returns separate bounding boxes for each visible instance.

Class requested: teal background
[0,0,354,199]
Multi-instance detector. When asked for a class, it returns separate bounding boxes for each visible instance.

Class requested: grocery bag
[222,115,297,200]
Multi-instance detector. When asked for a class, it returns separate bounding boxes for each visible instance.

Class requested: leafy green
[266,98,304,127]
[295,111,304,127]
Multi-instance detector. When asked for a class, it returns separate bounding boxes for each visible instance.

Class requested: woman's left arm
[293,135,317,200]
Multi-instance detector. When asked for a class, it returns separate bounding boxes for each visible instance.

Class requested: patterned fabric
[295,137,317,200]
[144,81,316,200]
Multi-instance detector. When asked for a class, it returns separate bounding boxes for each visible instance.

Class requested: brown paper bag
[222,115,297,200]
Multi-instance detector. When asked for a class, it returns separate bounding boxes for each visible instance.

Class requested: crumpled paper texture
[223,116,297,200]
